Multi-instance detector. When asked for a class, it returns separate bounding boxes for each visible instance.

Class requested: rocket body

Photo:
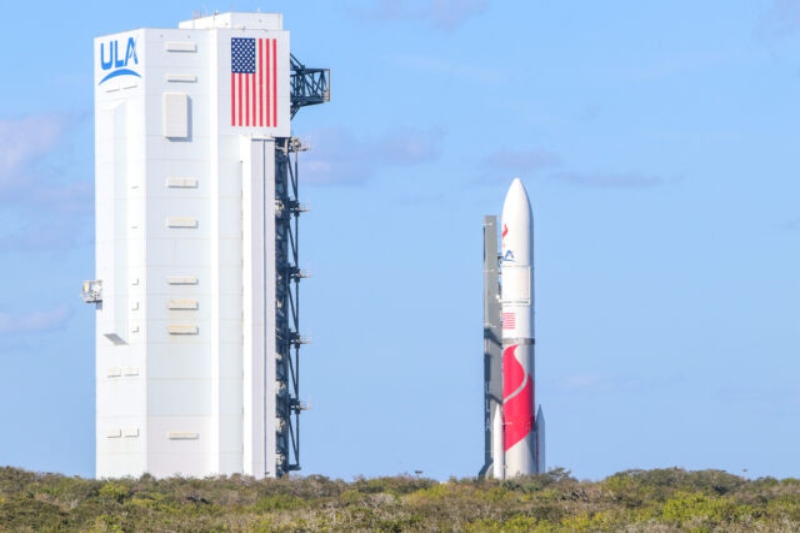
[501,178,537,477]
[480,178,544,479]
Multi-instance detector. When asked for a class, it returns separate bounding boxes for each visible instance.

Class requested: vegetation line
[0,466,798,531]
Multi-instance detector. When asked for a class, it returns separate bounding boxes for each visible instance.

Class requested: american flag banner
[502,312,516,330]
[231,37,278,128]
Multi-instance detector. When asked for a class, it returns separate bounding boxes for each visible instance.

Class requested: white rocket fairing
[499,178,542,477]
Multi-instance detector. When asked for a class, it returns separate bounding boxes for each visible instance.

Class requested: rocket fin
[534,406,545,474]
[492,403,504,479]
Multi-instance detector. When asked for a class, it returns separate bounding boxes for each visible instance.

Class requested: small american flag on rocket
[231,37,278,128]
[502,312,516,330]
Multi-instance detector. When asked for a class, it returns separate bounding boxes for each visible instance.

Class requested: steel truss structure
[269,54,329,476]
[290,54,331,119]
[273,137,308,475]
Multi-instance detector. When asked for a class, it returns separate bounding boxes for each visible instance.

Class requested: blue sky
[0,0,798,481]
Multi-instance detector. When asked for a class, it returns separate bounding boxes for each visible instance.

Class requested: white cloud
[32,181,93,216]
[781,215,800,231]
[0,305,72,335]
[0,113,92,252]
[301,126,446,185]
[474,147,677,189]
[425,0,489,31]
[349,0,488,31]
[0,114,67,195]
[716,383,800,416]
[559,373,619,392]
[0,215,93,251]
[476,148,562,183]
[558,372,684,393]
[394,54,504,84]
[373,127,444,165]
[552,171,667,189]
[757,0,800,39]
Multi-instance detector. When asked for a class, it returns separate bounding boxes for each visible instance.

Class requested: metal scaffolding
[271,54,328,477]
[273,137,308,475]
[290,54,330,119]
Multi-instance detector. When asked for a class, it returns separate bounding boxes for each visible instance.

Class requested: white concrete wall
[94,13,289,479]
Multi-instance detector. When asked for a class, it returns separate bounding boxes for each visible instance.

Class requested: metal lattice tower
[272,56,329,476]
[290,54,330,119]
[273,138,307,475]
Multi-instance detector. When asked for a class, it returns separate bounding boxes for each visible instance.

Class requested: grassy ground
[1,466,799,531]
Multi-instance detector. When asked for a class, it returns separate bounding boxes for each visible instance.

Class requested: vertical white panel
[264,143,277,478]
[207,30,223,477]
[111,102,129,342]
[163,92,189,139]
[96,99,137,477]
[94,27,151,479]
[242,138,273,478]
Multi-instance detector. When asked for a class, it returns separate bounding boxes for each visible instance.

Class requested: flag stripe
[238,74,243,126]
[272,39,277,128]
[251,61,256,126]
[231,74,235,126]
[264,41,272,128]
[245,71,250,127]
[266,39,271,127]
[258,39,264,127]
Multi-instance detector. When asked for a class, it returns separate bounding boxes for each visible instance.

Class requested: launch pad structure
[84,12,329,479]
[273,138,307,475]
[480,216,503,478]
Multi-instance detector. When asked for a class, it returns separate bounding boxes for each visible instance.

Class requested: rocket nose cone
[507,177,529,200]
[502,178,532,219]
[501,178,533,262]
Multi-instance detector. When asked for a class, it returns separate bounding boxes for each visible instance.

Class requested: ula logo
[502,250,516,263]
[98,37,141,85]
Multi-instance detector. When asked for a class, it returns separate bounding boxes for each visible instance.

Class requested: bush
[0,466,797,531]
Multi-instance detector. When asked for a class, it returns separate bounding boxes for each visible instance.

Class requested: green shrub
[0,466,797,531]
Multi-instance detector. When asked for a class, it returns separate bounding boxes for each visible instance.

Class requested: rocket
[481,178,544,479]
[500,177,542,477]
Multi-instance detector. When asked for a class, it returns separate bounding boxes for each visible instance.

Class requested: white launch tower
[84,12,329,478]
